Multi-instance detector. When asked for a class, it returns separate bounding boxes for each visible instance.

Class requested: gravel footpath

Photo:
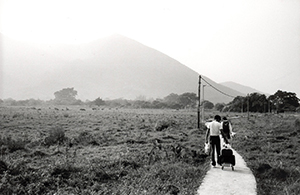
[197,149,257,195]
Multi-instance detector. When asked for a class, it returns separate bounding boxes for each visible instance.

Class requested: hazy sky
[1,0,300,97]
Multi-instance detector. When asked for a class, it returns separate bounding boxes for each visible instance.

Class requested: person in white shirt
[205,115,229,167]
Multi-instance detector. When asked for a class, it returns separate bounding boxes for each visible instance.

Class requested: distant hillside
[2,33,244,103]
[220,81,268,96]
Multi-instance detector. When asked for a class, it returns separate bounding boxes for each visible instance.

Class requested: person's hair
[214,115,221,122]
[223,117,227,120]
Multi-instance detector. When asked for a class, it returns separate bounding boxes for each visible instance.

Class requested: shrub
[44,127,66,146]
[74,131,99,146]
[154,119,177,131]
[0,136,27,152]
[51,163,82,179]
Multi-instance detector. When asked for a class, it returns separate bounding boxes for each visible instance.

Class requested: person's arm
[229,122,235,138]
[229,122,233,134]
[220,121,224,138]
[220,129,229,144]
[205,128,210,143]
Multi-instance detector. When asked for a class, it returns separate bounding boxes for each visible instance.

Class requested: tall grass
[0,107,209,194]
[232,114,300,195]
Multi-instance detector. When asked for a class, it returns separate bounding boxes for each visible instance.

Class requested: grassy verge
[232,114,300,195]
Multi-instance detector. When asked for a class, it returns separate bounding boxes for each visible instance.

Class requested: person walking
[205,115,228,167]
[220,117,234,147]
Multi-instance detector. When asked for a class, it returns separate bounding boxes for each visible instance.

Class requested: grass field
[0,106,210,194]
[232,113,300,195]
[0,106,299,194]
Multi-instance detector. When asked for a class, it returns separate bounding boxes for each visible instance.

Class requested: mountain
[220,81,268,96]
[1,33,244,103]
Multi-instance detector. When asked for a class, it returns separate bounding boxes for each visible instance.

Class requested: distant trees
[162,92,197,109]
[249,93,268,113]
[101,92,198,109]
[226,96,243,112]
[1,87,298,113]
[0,98,45,106]
[105,98,131,107]
[214,103,225,111]
[225,91,299,113]
[202,100,214,109]
[120,93,198,109]
[227,93,268,113]
[161,92,198,109]
[54,88,81,105]
[268,90,299,112]
[91,97,105,106]
[163,93,181,109]
[178,93,198,108]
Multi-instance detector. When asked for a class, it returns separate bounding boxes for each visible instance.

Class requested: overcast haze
[1,0,300,99]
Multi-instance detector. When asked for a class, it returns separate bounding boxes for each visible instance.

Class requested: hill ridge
[220,81,267,95]
[2,33,243,103]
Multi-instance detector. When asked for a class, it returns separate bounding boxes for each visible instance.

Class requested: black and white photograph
[0,0,299,194]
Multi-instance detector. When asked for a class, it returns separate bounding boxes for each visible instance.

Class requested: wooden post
[247,93,250,120]
[198,75,201,129]
[202,84,206,122]
[241,97,243,113]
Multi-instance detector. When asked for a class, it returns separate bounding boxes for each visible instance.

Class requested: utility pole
[198,75,201,129]
[247,93,250,120]
[202,84,206,122]
[241,97,243,113]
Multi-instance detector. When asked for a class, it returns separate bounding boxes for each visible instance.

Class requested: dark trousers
[210,136,221,166]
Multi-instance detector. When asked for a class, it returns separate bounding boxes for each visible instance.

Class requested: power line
[201,76,236,98]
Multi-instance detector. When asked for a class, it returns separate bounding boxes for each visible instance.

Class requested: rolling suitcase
[219,147,235,171]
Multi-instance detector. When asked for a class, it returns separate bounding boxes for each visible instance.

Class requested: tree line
[224,90,300,113]
[1,88,299,113]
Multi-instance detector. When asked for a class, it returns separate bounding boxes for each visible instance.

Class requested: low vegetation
[0,106,299,194]
[232,114,300,195]
[0,106,209,194]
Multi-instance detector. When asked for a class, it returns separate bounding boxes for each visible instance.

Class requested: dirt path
[197,149,257,195]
